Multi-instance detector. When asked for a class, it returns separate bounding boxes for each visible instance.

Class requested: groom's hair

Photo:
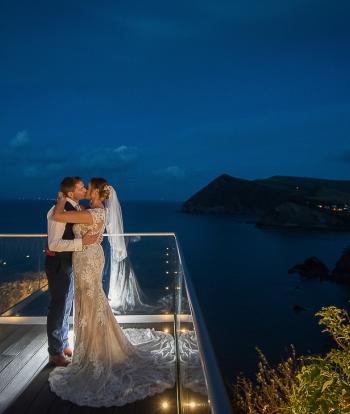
[60,176,82,196]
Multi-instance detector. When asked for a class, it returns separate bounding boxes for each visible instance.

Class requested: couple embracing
[45,177,175,407]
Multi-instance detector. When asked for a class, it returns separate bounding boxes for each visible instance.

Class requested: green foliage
[232,306,350,414]
[233,346,300,413]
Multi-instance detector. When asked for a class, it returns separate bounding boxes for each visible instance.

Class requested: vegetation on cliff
[0,272,47,314]
[233,306,350,413]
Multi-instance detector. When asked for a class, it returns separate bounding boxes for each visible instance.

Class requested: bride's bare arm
[53,193,93,224]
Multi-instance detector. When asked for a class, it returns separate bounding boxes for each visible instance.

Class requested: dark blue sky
[1,0,350,200]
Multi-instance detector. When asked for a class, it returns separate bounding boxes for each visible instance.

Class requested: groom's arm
[48,222,83,252]
[47,206,82,252]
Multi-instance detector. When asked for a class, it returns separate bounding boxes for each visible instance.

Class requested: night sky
[1,0,350,201]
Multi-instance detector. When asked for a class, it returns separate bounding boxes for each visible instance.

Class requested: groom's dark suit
[45,200,81,356]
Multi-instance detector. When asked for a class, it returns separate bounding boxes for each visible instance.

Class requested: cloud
[76,146,140,173]
[1,133,141,179]
[155,165,186,179]
[113,145,139,162]
[9,130,29,148]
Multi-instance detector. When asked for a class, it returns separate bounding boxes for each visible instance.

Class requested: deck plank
[1,323,180,414]
[0,326,47,393]
[69,403,93,414]
[0,340,48,414]
[2,325,43,357]
[0,326,17,344]
[0,356,13,373]
[0,325,33,355]
[3,364,52,414]
[48,396,72,414]
[25,366,58,414]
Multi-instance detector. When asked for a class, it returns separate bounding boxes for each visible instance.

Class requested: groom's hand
[82,232,99,246]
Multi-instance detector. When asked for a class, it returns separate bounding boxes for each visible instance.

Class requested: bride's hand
[56,192,66,205]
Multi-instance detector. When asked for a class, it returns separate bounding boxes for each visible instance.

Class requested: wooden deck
[0,324,48,414]
[0,322,211,414]
[0,323,178,414]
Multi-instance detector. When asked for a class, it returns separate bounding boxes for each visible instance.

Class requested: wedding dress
[178,331,207,395]
[48,208,175,407]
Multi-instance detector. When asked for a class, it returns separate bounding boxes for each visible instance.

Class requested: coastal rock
[182,174,296,215]
[257,202,350,231]
[331,248,350,284]
[288,257,329,279]
[182,174,350,231]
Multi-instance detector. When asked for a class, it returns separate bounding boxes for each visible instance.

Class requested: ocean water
[0,199,350,383]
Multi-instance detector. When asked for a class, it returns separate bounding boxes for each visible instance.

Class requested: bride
[48,178,175,407]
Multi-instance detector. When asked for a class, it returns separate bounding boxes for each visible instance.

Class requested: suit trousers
[45,253,74,356]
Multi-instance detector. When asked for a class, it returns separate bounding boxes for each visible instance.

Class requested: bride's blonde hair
[90,177,111,200]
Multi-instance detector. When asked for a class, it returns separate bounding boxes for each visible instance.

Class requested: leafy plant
[232,306,350,414]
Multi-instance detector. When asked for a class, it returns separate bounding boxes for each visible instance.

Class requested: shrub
[233,306,350,414]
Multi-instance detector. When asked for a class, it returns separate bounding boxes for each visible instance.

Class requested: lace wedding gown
[49,208,175,407]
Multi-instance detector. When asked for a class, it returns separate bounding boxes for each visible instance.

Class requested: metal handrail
[0,233,176,237]
[174,234,234,414]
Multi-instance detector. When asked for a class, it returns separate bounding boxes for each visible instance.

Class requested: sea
[1,199,350,384]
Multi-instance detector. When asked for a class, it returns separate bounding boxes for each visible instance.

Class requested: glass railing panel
[0,233,180,413]
[0,236,48,316]
[0,233,232,414]
[174,265,211,413]
[102,234,179,316]
[0,234,179,317]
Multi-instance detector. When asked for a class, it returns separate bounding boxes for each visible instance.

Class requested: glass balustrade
[0,235,48,316]
[0,234,232,414]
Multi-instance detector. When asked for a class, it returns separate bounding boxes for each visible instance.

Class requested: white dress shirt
[47,197,83,252]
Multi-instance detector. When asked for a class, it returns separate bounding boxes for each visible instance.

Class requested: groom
[45,176,98,367]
